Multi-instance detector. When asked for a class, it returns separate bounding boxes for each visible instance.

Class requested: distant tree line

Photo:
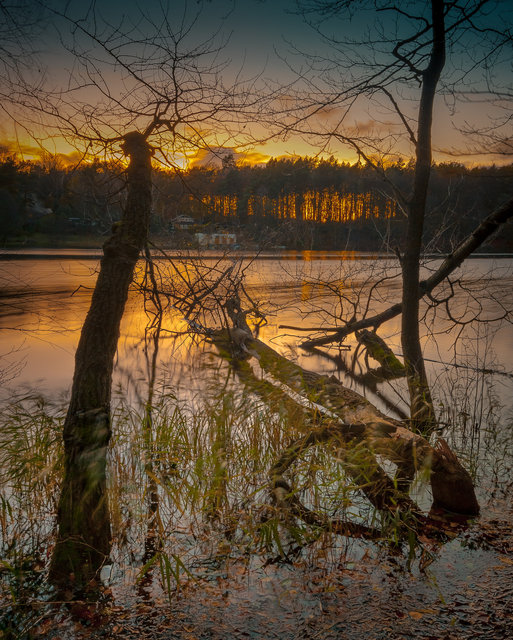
[1,153,512,251]
[0,155,125,242]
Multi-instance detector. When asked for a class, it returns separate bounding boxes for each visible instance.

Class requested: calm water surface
[1,250,512,402]
[1,250,513,638]
[2,249,513,498]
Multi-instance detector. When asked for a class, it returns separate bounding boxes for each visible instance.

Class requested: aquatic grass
[110,388,283,510]
[0,395,63,489]
[104,373,507,601]
[0,396,64,639]
[104,379,320,590]
[1,356,511,615]
[0,396,63,553]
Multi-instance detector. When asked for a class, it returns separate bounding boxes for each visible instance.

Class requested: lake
[1,250,512,408]
[1,249,513,638]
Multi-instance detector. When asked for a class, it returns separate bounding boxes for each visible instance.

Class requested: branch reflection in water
[0,250,512,631]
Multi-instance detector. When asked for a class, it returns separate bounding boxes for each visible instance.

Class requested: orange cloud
[188,147,269,168]
[0,138,86,167]
[0,140,43,159]
[238,151,270,166]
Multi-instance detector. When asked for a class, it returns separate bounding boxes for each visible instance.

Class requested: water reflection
[1,251,513,636]
[1,252,512,409]
[4,250,510,510]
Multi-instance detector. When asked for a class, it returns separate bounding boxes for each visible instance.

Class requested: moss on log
[213,329,479,517]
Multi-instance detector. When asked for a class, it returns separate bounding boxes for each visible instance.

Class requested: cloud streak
[0,139,86,166]
[188,147,269,168]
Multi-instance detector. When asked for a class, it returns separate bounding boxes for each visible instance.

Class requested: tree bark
[401,0,445,431]
[49,132,153,591]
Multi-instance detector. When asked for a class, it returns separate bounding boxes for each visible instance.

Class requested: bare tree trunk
[401,0,445,431]
[49,132,153,591]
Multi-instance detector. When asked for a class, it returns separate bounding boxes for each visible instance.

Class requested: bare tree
[2,0,256,591]
[0,0,43,73]
[275,0,513,431]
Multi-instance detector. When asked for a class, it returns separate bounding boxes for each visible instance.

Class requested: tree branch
[299,196,513,348]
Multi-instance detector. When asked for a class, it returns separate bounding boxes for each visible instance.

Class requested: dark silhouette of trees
[1,153,512,250]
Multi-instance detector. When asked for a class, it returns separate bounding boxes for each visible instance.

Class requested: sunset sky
[1,0,511,168]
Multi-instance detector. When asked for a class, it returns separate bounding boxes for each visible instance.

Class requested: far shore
[2,246,513,261]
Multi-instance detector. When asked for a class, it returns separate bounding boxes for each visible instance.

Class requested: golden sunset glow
[2,1,513,637]
[201,191,397,223]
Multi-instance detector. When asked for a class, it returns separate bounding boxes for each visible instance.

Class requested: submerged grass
[0,385,380,614]
[0,396,63,638]
[1,365,512,636]
[108,384,295,569]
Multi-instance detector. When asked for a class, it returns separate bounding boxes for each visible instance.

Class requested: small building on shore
[171,215,196,230]
[195,231,237,248]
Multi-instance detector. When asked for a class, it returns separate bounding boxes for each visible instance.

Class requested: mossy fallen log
[212,330,412,515]
[356,329,406,378]
[211,329,479,517]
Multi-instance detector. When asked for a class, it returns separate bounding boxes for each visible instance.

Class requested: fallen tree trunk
[305,345,410,420]
[269,426,387,540]
[356,328,406,378]
[212,329,479,517]
[298,196,513,349]
[223,349,413,513]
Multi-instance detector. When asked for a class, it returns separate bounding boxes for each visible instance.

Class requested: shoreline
[1,248,513,261]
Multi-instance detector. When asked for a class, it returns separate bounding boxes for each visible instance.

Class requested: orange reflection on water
[2,253,513,407]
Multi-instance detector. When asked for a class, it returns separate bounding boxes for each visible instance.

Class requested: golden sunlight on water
[1,252,512,416]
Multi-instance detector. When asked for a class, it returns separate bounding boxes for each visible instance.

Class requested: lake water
[2,250,513,638]
[2,248,513,503]
[1,250,512,410]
